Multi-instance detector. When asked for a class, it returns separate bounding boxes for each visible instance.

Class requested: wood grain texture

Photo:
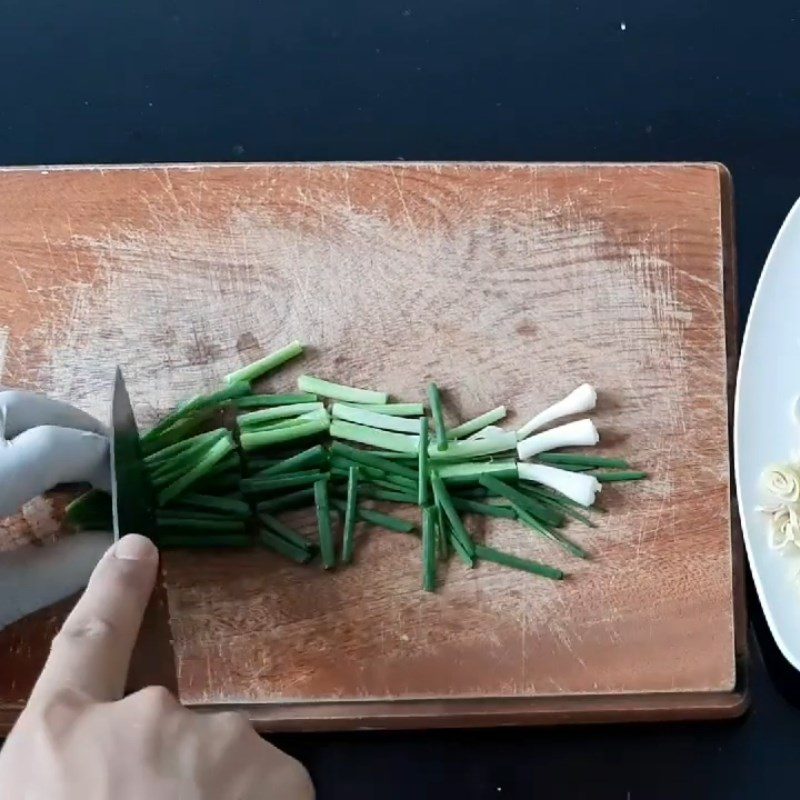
[0,163,740,727]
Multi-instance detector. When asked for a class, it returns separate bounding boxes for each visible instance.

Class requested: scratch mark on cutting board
[0,327,7,382]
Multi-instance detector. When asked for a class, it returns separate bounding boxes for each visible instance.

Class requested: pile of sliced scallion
[67,341,646,589]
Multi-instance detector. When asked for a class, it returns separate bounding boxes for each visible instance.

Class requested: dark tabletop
[2,0,800,796]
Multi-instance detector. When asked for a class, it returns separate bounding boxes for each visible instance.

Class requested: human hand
[0,533,314,799]
[0,390,112,628]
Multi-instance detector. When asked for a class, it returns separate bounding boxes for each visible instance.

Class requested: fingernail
[113,533,158,561]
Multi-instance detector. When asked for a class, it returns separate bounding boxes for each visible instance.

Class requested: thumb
[30,534,159,706]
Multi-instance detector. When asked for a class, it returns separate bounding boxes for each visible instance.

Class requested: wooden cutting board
[0,162,745,730]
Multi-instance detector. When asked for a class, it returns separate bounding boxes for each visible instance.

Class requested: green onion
[145,429,224,465]
[430,474,475,562]
[478,475,564,528]
[331,402,422,434]
[330,442,419,480]
[236,393,318,408]
[428,433,517,462]
[241,470,327,495]
[224,340,304,386]
[354,485,417,504]
[314,479,336,569]
[141,409,217,456]
[368,452,420,460]
[237,402,324,427]
[422,506,437,591]
[450,497,517,519]
[156,515,246,533]
[257,487,316,512]
[259,528,316,564]
[159,534,252,549]
[205,452,241,477]
[427,383,448,451]
[240,417,330,451]
[436,506,449,560]
[259,512,316,553]
[341,466,359,564]
[149,431,228,479]
[175,493,251,518]
[297,374,388,404]
[519,486,596,527]
[142,382,250,444]
[191,471,242,493]
[66,489,113,530]
[418,418,429,506]
[158,435,235,506]
[341,402,424,417]
[538,453,630,469]
[436,460,518,485]
[330,498,415,533]
[474,545,563,580]
[330,419,418,454]
[593,471,648,482]
[251,445,328,478]
[246,408,329,432]
[447,406,507,440]
[514,506,588,559]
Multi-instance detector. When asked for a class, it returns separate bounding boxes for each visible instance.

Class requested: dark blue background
[2,0,799,796]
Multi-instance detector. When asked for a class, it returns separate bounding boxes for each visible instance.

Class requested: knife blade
[110,367,156,542]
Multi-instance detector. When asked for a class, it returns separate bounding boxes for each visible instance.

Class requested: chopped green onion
[514,506,588,559]
[252,445,328,478]
[259,528,316,564]
[435,506,449,560]
[236,393,318,408]
[330,420,418,454]
[237,402,324,427]
[519,486,597,527]
[330,498,415,533]
[537,453,631,469]
[428,433,517,462]
[368,452,419,460]
[341,466,359,564]
[330,442,419,480]
[257,487,316,512]
[341,402,424,417]
[427,383,448,452]
[354,485,417,504]
[478,475,564,528]
[474,545,563,580]
[158,435,235,506]
[159,534,252,549]
[156,515,246,533]
[141,409,217,455]
[259,512,316,553]
[173,493,251,518]
[241,470,327,495]
[422,506,437,592]
[430,474,475,562]
[314,479,336,569]
[66,489,112,530]
[447,406,507,440]
[246,408,329,432]
[418,418,429,506]
[593,471,647,482]
[240,417,330,451]
[224,340,304,386]
[331,402,422,434]
[297,374,388,404]
[436,460,518,485]
[142,382,250,444]
[450,497,517,519]
[145,429,224,465]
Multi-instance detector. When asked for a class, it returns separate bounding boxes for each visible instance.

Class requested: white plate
[736,195,800,670]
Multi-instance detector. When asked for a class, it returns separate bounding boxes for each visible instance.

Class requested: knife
[110,366,156,541]
[110,367,178,692]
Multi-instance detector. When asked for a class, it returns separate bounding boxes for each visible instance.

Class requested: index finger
[30,534,159,706]
[0,391,106,439]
